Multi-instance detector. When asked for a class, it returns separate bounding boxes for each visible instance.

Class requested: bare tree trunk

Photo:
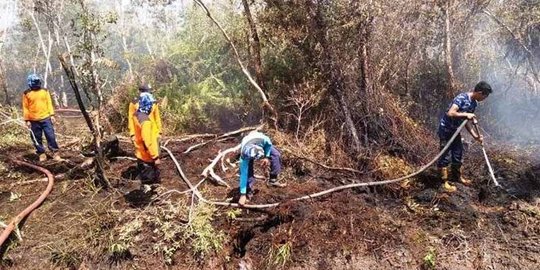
[59,55,110,189]
[0,27,9,105]
[194,0,278,129]
[241,0,266,92]
[122,36,134,79]
[357,15,374,147]
[145,39,155,61]
[29,9,53,89]
[0,61,9,106]
[314,1,362,153]
[358,17,374,96]
[444,0,457,95]
[117,0,134,79]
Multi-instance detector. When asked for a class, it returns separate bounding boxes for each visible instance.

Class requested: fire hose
[0,160,55,248]
[472,121,500,187]
[165,119,502,209]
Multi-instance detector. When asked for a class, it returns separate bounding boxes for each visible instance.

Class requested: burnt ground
[0,115,539,269]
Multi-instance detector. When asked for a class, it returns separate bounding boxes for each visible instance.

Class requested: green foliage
[158,75,241,133]
[0,123,31,149]
[422,247,437,269]
[145,4,254,133]
[49,246,81,269]
[266,242,293,268]
[139,200,226,264]
[109,219,141,261]
[226,208,242,220]
[185,203,226,258]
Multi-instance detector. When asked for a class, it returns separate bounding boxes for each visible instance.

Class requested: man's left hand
[51,116,56,124]
[260,158,270,169]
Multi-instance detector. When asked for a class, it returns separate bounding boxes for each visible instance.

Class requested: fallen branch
[234,215,269,222]
[110,156,137,161]
[201,144,240,187]
[216,125,262,139]
[10,157,94,188]
[164,133,217,143]
[184,137,235,154]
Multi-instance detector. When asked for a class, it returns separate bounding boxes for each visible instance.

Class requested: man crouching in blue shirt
[437,81,492,192]
[238,131,287,205]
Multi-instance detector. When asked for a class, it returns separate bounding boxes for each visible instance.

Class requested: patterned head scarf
[247,145,264,160]
[137,92,156,115]
[27,74,42,89]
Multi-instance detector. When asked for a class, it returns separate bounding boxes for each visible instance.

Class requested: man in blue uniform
[437,81,492,192]
[238,131,286,205]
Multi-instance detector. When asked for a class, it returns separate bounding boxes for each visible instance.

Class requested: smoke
[468,6,540,145]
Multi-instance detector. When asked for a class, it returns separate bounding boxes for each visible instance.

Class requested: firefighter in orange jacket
[22,74,61,162]
[132,92,161,184]
[128,85,162,141]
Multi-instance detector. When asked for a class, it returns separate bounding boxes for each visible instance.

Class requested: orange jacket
[22,88,55,121]
[133,112,160,163]
[128,98,162,137]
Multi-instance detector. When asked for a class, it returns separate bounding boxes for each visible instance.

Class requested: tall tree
[241,0,266,93]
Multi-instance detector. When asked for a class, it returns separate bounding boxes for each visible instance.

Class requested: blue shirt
[439,92,477,132]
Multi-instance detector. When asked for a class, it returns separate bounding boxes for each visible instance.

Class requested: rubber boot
[440,167,456,193]
[267,175,287,188]
[451,164,472,186]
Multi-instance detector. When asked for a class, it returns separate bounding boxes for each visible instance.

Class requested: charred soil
[0,118,539,270]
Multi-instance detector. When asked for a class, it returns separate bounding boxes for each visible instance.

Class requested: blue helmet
[27,74,42,89]
[137,92,156,114]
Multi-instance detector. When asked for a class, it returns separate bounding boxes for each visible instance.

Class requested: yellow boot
[440,167,457,193]
[451,164,472,186]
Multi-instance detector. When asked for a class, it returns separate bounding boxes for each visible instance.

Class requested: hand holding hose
[471,119,483,145]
